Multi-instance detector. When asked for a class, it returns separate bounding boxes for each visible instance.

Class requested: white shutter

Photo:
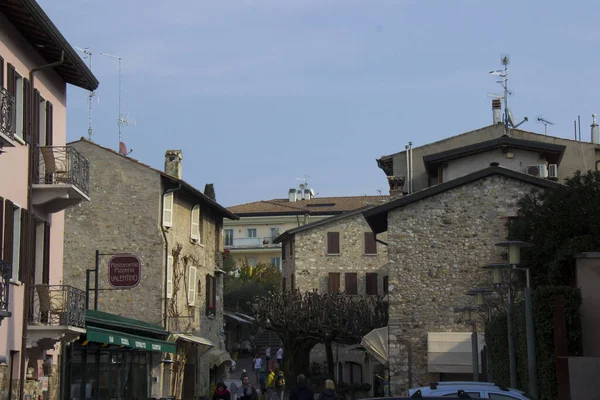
[188,266,197,306]
[191,205,200,242]
[166,255,174,299]
[163,192,174,228]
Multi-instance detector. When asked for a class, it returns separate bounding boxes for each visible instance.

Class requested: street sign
[108,255,141,288]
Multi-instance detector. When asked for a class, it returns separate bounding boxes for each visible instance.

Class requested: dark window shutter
[212,275,217,309]
[291,273,295,290]
[328,273,340,293]
[0,56,4,88]
[364,232,377,254]
[345,273,357,295]
[3,200,13,266]
[46,102,53,146]
[383,276,389,294]
[366,273,378,295]
[205,274,210,313]
[24,80,32,143]
[7,64,15,95]
[42,222,51,284]
[19,209,28,282]
[282,277,287,291]
[327,232,340,254]
[0,197,3,258]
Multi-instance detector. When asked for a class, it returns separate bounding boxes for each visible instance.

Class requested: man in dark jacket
[289,374,314,400]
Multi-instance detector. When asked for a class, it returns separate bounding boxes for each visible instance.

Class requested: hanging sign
[108,255,141,288]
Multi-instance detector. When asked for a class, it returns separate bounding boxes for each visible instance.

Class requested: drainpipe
[160,183,182,330]
[19,50,65,400]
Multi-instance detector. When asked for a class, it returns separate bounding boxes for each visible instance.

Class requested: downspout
[405,145,409,194]
[160,183,182,330]
[19,50,65,400]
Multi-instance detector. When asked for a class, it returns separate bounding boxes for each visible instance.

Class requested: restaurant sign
[108,255,141,288]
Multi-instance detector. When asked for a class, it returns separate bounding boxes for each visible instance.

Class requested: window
[248,257,258,267]
[488,393,518,399]
[190,205,200,242]
[342,362,362,384]
[13,72,24,140]
[345,273,357,295]
[383,276,389,294]
[364,232,377,255]
[166,255,173,299]
[224,229,234,247]
[366,273,378,295]
[327,232,340,255]
[247,228,257,238]
[187,266,197,306]
[270,227,280,240]
[328,273,340,293]
[12,206,22,281]
[163,192,174,228]
[270,257,281,268]
[442,393,480,398]
[205,274,216,315]
[37,94,47,146]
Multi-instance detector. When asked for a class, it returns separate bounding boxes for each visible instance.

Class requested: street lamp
[466,288,493,320]
[454,305,480,382]
[496,240,537,399]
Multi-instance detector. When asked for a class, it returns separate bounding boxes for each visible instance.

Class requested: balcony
[0,88,17,149]
[0,260,11,323]
[32,145,91,213]
[27,285,86,349]
[224,236,282,250]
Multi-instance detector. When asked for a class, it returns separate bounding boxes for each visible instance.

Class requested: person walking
[266,346,271,362]
[259,368,268,398]
[318,380,337,400]
[289,374,313,400]
[274,371,286,400]
[238,376,258,400]
[213,382,232,400]
[276,346,283,366]
[253,354,263,384]
[265,368,276,400]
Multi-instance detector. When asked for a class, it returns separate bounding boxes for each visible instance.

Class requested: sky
[38,0,600,207]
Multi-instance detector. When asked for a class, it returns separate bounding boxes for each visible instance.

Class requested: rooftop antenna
[376,189,383,195]
[489,56,528,135]
[100,52,136,150]
[536,117,554,135]
[74,46,97,140]
[296,175,310,188]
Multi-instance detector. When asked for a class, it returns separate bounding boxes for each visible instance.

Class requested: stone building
[62,139,238,398]
[363,165,560,394]
[274,207,389,393]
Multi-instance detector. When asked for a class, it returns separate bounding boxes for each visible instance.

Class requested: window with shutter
[190,205,200,242]
[0,56,4,88]
[3,200,14,270]
[166,255,173,298]
[12,206,21,282]
[163,192,173,228]
[345,273,357,295]
[212,275,217,310]
[327,232,340,254]
[328,273,340,293]
[364,232,377,255]
[383,276,389,294]
[366,273,378,295]
[42,222,50,284]
[188,266,197,306]
[0,197,4,257]
[46,102,53,146]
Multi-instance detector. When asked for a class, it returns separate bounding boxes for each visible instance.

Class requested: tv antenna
[74,46,98,140]
[489,55,528,135]
[100,52,136,150]
[296,175,310,189]
[536,117,555,135]
[376,189,383,195]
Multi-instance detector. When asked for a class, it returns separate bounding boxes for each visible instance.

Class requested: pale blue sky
[39,0,600,207]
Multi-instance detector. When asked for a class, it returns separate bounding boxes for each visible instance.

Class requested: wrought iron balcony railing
[0,87,15,138]
[0,260,11,322]
[28,285,86,328]
[224,236,282,249]
[33,146,90,196]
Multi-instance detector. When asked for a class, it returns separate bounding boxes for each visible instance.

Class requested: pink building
[0,0,98,398]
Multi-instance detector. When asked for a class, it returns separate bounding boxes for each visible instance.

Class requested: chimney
[592,114,599,144]
[164,150,183,179]
[492,99,502,124]
[288,188,298,202]
[304,188,313,200]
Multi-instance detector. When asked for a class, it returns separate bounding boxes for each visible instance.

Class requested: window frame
[270,257,281,268]
[366,273,378,295]
[163,192,174,228]
[224,229,234,247]
[327,231,340,255]
[247,228,257,238]
[344,273,357,295]
[364,232,377,255]
[190,205,200,243]
[11,206,21,282]
[166,255,174,299]
[328,272,340,293]
[187,266,197,306]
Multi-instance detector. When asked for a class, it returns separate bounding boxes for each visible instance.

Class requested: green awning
[86,326,176,354]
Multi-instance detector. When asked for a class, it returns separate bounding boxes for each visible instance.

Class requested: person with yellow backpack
[265,369,276,400]
[274,371,286,400]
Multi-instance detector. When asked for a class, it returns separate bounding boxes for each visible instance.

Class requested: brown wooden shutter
[7,64,15,95]
[0,56,4,88]
[24,80,32,143]
[366,273,378,295]
[19,209,29,282]
[282,277,287,291]
[0,197,3,259]
[383,276,389,294]
[3,201,14,266]
[328,272,340,293]
[327,232,340,254]
[205,274,211,313]
[212,275,217,309]
[42,222,51,284]
[364,232,377,254]
[46,102,53,146]
[345,273,357,295]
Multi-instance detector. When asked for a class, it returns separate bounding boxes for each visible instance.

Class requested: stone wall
[281,236,296,291]
[64,140,165,325]
[386,175,544,394]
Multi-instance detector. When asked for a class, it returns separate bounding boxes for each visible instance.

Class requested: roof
[0,0,99,91]
[422,135,566,174]
[69,138,239,220]
[227,195,389,217]
[363,165,562,234]
[273,206,371,243]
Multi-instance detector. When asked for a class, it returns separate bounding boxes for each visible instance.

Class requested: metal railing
[28,285,86,328]
[33,146,90,196]
[224,236,281,249]
[0,260,11,321]
[0,88,15,138]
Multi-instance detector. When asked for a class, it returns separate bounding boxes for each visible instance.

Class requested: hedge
[484,286,582,400]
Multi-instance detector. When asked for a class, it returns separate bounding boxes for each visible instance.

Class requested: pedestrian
[259,368,268,397]
[230,358,237,372]
[213,382,232,400]
[276,346,283,365]
[289,374,313,400]
[318,380,337,400]
[266,346,271,362]
[253,354,263,383]
[265,368,276,400]
[238,375,258,400]
[275,371,286,400]
[241,369,248,380]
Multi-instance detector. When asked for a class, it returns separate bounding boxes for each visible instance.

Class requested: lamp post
[466,288,493,380]
[496,240,537,400]
[454,305,480,382]
[483,262,517,389]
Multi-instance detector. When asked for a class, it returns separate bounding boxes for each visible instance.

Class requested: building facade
[62,140,238,398]
[0,1,98,398]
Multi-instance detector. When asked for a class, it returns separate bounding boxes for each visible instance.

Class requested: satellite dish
[507,108,515,127]
[119,141,133,156]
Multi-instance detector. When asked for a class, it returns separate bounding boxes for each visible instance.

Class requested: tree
[223,256,281,313]
[252,290,387,379]
[204,183,216,201]
[508,170,600,286]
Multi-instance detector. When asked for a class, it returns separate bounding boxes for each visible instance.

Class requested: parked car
[408,382,530,399]
[365,389,485,399]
